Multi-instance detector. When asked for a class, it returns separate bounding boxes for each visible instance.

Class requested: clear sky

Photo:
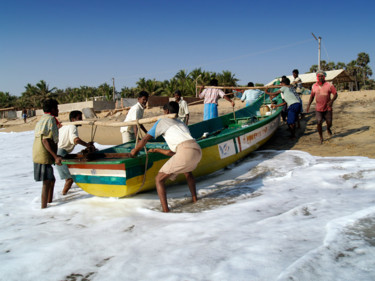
[1,0,374,96]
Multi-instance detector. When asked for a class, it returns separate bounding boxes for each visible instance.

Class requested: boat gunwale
[63,97,282,166]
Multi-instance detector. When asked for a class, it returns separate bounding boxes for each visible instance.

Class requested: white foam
[0,131,375,280]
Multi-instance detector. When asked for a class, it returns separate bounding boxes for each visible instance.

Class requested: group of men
[32,72,337,211]
[265,69,337,143]
[32,90,199,212]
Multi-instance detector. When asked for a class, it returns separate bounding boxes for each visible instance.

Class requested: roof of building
[266,69,354,87]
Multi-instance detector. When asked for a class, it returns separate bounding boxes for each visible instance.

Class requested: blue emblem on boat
[218,140,236,159]
[91,169,97,175]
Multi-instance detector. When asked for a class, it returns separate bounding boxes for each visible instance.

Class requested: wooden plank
[196,85,282,90]
[61,113,177,127]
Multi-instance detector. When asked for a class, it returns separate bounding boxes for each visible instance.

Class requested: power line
[118,38,315,82]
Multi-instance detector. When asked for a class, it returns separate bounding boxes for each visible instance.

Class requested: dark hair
[174,90,182,96]
[293,69,299,75]
[69,110,82,121]
[138,91,149,99]
[247,82,254,87]
[43,99,58,113]
[209,79,218,86]
[281,77,291,85]
[163,101,179,114]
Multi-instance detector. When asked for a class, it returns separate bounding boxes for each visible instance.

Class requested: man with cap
[306,71,338,144]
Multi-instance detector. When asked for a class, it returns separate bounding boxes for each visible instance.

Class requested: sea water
[0,131,375,281]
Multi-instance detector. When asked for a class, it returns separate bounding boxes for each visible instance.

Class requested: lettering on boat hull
[236,118,278,151]
[218,118,279,159]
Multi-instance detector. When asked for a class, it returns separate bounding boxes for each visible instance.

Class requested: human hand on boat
[87,142,96,152]
[55,156,62,166]
[130,149,138,157]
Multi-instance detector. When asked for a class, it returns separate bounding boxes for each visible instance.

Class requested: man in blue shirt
[241,82,263,106]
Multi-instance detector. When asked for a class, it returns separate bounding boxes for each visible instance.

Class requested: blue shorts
[56,148,72,180]
[287,103,302,125]
[203,103,218,120]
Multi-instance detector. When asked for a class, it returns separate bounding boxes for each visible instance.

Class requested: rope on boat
[132,119,148,196]
[90,124,97,143]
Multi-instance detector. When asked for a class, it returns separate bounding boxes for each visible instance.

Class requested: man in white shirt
[56,111,95,195]
[174,90,190,125]
[292,69,303,93]
[292,69,305,119]
[130,102,202,212]
[120,91,149,143]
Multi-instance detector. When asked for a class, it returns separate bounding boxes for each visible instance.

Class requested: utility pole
[112,78,115,102]
[195,74,202,97]
[311,33,321,71]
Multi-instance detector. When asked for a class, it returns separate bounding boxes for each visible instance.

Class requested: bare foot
[320,138,324,144]
[62,178,74,195]
[327,128,332,137]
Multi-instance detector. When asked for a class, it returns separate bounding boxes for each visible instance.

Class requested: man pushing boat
[130,101,202,212]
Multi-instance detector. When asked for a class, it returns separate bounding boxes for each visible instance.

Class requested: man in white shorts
[130,101,202,212]
[120,91,149,143]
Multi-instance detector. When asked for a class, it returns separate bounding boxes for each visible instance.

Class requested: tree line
[309,52,373,91]
[0,52,373,110]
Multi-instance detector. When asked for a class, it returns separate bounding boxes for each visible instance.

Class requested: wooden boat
[62,94,282,198]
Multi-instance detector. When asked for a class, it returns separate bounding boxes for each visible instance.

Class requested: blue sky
[1,0,374,96]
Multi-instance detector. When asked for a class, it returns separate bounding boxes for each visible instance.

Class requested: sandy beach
[1,90,374,158]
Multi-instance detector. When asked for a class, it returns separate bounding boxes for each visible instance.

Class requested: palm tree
[161,78,178,96]
[174,70,189,95]
[22,83,39,108]
[136,78,147,91]
[120,86,137,98]
[183,79,196,96]
[356,52,371,87]
[97,83,113,101]
[346,60,359,91]
[0,91,17,108]
[188,68,204,81]
[199,71,216,86]
[336,62,346,70]
[309,65,318,73]
[145,79,163,96]
[35,80,57,101]
[326,62,336,71]
[217,70,238,86]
